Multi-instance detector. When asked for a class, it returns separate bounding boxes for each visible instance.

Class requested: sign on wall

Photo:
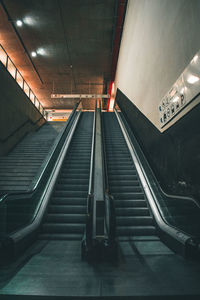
[159,50,200,128]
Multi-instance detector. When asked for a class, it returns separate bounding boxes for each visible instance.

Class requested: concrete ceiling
[0,0,117,110]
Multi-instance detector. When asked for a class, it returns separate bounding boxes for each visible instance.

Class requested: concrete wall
[0,62,45,155]
[115,0,200,130]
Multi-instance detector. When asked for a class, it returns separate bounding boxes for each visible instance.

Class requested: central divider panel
[40,112,93,240]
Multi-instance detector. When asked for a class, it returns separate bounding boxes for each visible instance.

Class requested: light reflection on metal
[51,94,110,99]
[159,50,200,128]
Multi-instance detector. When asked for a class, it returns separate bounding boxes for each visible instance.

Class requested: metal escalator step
[116,207,150,216]
[108,170,137,175]
[49,205,86,214]
[109,180,140,186]
[42,223,85,234]
[109,174,138,181]
[110,186,142,193]
[46,213,86,223]
[57,178,89,185]
[117,226,156,236]
[39,233,83,240]
[61,165,90,170]
[60,169,89,175]
[59,173,89,179]
[51,197,86,205]
[55,184,88,191]
[117,216,154,226]
[107,165,136,171]
[112,192,145,200]
[53,190,87,197]
[115,199,147,207]
[119,235,160,242]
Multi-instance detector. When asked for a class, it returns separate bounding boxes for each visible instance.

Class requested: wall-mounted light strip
[0,44,46,118]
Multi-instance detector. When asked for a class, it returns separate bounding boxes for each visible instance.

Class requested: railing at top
[0,44,46,119]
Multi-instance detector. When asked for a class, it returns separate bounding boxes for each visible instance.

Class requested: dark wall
[116,89,200,201]
[0,62,45,155]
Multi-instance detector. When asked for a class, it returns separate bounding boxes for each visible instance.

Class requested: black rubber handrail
[101,109,116,244]
[0,101,80,205]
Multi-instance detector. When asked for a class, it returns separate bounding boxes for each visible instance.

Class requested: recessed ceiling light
[31,51,37,57]
[37,48,45,55]
[16,20,23,27]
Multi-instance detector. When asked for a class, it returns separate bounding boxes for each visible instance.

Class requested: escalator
[103,110,200,258]
[103,112,156,240]
[40,112,93,240]
[0,108,94,259]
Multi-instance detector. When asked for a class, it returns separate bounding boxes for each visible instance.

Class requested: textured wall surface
[117,89,200,201]
[115,0,200,130]
[0,62,45,155]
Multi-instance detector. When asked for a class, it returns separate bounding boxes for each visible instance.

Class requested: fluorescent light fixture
[187,75,199,84]
[37,48,45,55]
[172,96,179,103]
[31,51,37,57]
[16,20,23,27]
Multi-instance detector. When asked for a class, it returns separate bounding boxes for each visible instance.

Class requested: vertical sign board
[159,50,200,128]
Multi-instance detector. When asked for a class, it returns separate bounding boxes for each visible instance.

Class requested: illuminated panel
[23,81,30,97]
[30,90,35,103]
[16,71,23,88]
[0,46,7,66]
[7,57,16,78]
[159,50,200,128]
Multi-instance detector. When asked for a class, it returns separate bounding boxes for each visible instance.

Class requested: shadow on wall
[116,89,200,202]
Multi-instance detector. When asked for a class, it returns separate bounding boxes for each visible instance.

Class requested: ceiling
[0,0,117,110]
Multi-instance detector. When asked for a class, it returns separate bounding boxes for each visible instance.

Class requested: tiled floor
[0,239,200,298]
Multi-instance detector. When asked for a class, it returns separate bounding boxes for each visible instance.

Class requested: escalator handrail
[88,101,97,200]
[114,108,196,245]
[101,110,116,241]
[0,101,80,205]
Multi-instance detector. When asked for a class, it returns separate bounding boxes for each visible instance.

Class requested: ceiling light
[187,75,199,84]
[16,20,23,27]
[31,51,37,57]
[37,48,45,55]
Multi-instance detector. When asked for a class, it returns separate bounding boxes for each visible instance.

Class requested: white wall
[115,0,200,130]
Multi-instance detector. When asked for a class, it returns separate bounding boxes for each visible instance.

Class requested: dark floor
[0,238,200,298]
